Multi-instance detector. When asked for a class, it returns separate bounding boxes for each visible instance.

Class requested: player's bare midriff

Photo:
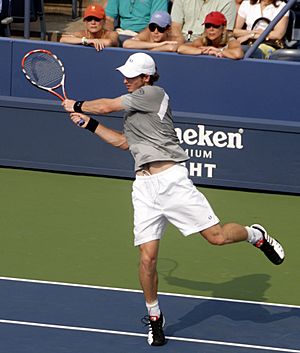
[136,161,176,176]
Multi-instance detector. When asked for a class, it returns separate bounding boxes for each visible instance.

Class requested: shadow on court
[163,272,271,301]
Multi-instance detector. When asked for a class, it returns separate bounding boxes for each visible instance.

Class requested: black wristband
[73,100,85,113]
[85,118,99,133]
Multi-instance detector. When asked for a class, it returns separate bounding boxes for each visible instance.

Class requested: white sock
[146,299,161,318]
[245,226,263,244]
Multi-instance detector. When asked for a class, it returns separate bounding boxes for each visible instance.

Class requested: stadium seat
[10,0,46,40]
[269,48,300,60]
[0,0,13,36]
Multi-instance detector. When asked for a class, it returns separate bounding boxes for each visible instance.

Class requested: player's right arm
[63,97,124,115]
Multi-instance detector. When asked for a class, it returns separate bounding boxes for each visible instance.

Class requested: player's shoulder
[142,85,165,95]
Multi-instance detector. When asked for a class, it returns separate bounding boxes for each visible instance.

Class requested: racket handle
[78,118,85,127]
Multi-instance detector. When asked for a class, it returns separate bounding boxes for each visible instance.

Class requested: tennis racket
[21,49,84,126]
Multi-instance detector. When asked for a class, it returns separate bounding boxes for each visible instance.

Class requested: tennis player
[62,52,285,347]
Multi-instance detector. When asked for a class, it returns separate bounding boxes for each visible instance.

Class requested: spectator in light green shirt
[105,0,168,44]
[171,0,236,41]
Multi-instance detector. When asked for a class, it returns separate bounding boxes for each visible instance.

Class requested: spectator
[105,0,168,44]
[123,11,184,52]
[171,0,237,42]
[178,12,244,59]
[60,4,118,51]
[236,0,243,11]
[233,0,289,57]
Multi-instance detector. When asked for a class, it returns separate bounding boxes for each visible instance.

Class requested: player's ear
[143,74,151,83]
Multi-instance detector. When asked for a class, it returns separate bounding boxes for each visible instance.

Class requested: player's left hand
[70,112,88,128]
[62,99,76,112]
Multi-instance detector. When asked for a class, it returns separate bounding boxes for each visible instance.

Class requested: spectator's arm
[171,21,183,39]
[220,0,237,31]
[221,39,244,59]
[103,30,119,46]
[233,14,250,38]
[105,16,115,31]
[177,39,204,55]
[170,29,185,45]
[267,15,289,40]
[59,33,85,45]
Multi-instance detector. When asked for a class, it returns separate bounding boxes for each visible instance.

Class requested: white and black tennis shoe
[142,313,166,346]
[251,224,285,265]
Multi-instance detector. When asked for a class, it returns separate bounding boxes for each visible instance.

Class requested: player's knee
[200,229,227,246]
[140,253,157,273]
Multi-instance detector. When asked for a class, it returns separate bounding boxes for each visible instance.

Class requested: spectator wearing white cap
[123,10,184,52]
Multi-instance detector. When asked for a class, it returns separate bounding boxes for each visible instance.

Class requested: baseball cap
[202,11,227,26]
[149,11,171,28]
[83,4,106,20]
[116,53,156,78]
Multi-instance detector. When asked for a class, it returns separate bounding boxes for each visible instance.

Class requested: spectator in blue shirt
[105,0,168,44]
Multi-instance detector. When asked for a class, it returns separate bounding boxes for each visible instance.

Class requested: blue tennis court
[1,277,299,353]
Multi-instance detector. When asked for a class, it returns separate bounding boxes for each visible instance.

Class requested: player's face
[123,75,149,92]
[84,17,104,34]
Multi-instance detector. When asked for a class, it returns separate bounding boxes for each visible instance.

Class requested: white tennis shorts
[132,164,219,246]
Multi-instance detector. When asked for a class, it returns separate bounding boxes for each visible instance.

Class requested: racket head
[21,49,66,100]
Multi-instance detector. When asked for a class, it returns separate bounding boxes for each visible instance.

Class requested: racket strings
[23,52,64,88]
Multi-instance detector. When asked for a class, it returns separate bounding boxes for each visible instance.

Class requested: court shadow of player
[163,273,300,336]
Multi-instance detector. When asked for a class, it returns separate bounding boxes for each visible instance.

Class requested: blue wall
[2,37,300,121]
[0,38,299,193]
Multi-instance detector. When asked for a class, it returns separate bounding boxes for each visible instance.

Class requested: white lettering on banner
[176,125,245,179]
[175,125,244,149]
[182,162,217,177]
[184,149,213,158]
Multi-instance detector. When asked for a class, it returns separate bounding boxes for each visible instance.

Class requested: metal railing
[244,0,298,58]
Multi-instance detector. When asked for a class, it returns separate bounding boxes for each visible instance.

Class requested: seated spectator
[178,12,244,59]
[171,0,236,42]
[105,0,168,44]
[123,11,184,52]
[236,0,243,11]
[60,4,118,51]
[234,0,289,58]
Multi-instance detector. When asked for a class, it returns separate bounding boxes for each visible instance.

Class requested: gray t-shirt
[121,85,189,171]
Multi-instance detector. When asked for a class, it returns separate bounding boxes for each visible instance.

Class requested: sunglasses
[85,16,103,22]
[204,23,222,29]
[148,23,169,33]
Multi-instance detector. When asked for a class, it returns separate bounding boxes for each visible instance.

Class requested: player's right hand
[62,99,76,112]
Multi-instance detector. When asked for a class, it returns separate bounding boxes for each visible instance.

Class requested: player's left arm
[70,112,129,150]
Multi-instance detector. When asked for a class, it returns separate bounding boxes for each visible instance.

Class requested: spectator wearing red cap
[171,0,236,42]
[123,11,184,52]
[60,4,118,51]
[178,12,244,59]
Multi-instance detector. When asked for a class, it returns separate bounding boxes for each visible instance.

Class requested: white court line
[0,276,299,309]
[0,319,299,353]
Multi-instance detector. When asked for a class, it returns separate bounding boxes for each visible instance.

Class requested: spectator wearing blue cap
[105,0,168,45]
[123,10,184,52]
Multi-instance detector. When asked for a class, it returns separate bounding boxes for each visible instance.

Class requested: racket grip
[78,118,85,127]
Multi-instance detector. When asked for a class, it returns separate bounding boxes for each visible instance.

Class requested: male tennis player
[62,52,285,347]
